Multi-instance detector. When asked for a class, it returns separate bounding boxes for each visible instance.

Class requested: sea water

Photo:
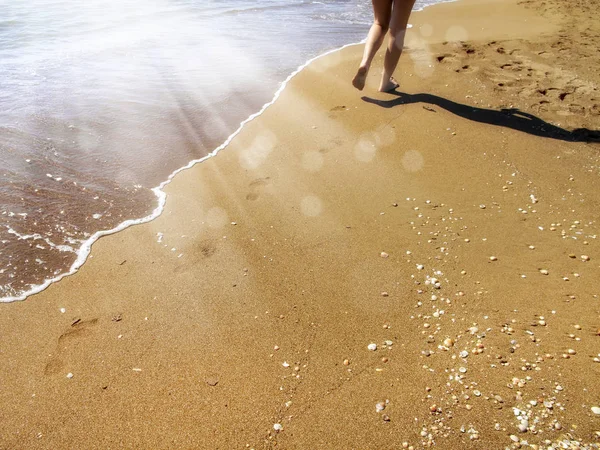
[0,0,445,302]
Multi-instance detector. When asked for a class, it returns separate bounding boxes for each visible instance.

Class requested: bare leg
[379,0,416,92]
[352,0,393,90]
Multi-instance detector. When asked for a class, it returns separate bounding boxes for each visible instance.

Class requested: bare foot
[352,66,368,91]
[379,77,399,92]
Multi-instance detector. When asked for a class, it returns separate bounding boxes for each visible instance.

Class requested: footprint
[246,177,270,201]
[436,53,456,63]
[173,239,218,273]
[44,318,99,375]
[455,64,476,73]
[568,104,585,114]
[558,92,570,101]
[197,239,217,258]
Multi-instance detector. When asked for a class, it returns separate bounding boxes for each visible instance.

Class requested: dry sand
[1,0,599,448]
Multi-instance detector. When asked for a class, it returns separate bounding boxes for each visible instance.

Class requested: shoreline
[0,44,361,304]
[1,0,599,448]
[1,0,462,304]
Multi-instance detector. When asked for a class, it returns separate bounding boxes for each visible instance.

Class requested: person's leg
[379,0,416,92]
[352,0,393,90]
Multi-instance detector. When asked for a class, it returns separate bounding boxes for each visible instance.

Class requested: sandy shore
[1,0,599,448]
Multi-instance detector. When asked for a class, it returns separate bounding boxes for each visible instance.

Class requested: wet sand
[1,0,599,448]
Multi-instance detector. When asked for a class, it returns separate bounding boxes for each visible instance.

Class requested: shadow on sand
[362,91,600,143]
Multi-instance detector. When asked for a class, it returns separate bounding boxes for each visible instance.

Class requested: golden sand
[1,0,599,448]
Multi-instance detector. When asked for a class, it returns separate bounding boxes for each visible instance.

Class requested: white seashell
[518,421,528,433]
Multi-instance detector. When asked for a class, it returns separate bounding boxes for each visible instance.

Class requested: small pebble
[581,255,590,261]
[489,256,497,261]
[459,367,467,373]
[443,338,455,347]
[273,423,283,432]
[380,252,389,258]
[592,406,600,415]
[66,373,73,379]
[539,269,549,275]
[368,343,377,351]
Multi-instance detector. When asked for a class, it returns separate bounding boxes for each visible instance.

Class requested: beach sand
[1,0,599,448]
